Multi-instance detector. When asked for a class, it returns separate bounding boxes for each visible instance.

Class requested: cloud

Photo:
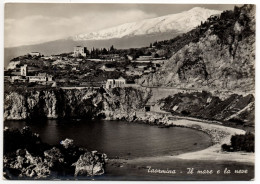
[4,10,156,47]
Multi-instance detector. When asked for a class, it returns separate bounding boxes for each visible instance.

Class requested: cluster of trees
[222,132,254,152]
[84,45,117,58]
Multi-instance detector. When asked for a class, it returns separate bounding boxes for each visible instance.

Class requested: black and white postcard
[2,1,256,181]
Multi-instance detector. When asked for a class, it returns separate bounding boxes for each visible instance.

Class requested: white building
[27,76,47,82]
[20,65,28,76]
[27,74,53,83]
[28,52,41,57]
[136,55,153,61]
[106,77,126,89]
[73,46,87,57]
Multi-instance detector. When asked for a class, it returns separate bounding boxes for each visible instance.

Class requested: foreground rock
[3,127,107,179]
[4,149,51,179]
[72,151,107,176]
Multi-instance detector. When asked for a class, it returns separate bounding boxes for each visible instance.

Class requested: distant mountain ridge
[74,7,221,41]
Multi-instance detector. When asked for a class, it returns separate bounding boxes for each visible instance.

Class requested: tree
[109,45,115,53]
[101,48,108,55]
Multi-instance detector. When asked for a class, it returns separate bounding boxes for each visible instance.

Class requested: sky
[4,3,238,48]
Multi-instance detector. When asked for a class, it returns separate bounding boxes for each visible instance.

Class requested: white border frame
[0,1,258,184]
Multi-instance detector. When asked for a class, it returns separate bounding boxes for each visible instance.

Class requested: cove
[4,119,212,159]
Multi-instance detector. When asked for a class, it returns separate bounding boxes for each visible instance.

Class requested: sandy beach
[166,118,254,163]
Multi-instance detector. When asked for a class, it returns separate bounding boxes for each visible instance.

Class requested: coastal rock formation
[60,139,74,149]
[72,151,107,176]
[44,147,64,168]
[4,149,51,179]
[4,92,28,120]
[159,91,255,126]
[4,87,151,120]
[3,127,107,179]
[4,86,254,126]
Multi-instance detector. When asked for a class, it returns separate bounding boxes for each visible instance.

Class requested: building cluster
[5,64,53,84]
[5,46,166,89]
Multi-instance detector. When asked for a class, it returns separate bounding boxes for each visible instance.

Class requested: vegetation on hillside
[222,132,254,152]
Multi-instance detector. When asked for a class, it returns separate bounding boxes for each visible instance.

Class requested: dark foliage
[4,127,50,156]
[222,132,254,152]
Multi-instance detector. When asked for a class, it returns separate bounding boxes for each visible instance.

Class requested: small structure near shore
[144,102,156,112]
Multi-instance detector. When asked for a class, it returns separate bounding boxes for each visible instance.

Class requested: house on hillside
[105,77,139,89]
[136,55,153,61]
[99,54,122,61]
[27,72,53,83]
[73,46,87,57]
[106,77,126,89]
[20,65,28,76]
[28,52,41,57]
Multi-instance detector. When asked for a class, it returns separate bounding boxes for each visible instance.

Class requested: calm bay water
[4,119,211,158]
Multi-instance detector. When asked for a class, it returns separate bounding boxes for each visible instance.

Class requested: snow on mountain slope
[74,7,222,41]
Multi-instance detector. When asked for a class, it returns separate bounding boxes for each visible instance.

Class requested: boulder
[44,147,64,168]
[60,138,74,149]
[5,149,51,179]
[72,151,107,177]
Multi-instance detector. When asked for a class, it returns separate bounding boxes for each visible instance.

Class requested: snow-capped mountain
[74,7,222,41]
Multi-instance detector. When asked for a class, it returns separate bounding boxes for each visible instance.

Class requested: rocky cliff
[4,87,151,120]
[138,5,255,93]
[4,86,254,126]
[158,91,254,126]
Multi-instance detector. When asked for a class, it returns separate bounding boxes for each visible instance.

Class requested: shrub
[222,132,254,152]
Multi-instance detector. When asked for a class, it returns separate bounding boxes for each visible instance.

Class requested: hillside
[4,32,179,68]
[4,7,220,68]
[138,5,255,93]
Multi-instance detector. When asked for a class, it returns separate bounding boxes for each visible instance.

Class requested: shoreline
[169,119,254,164]
[4,113,255,164]
[104,116,254,179]
[110,116,254,166]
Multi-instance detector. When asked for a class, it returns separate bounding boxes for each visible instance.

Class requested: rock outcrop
[3,127,107,179]
[4,149,51,179]
[137,5,255,93]
[158,91,255,126]
[72,151,107,177]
